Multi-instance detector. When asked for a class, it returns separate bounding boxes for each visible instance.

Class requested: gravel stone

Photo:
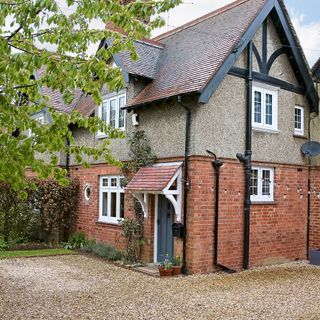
[1,255,320,319]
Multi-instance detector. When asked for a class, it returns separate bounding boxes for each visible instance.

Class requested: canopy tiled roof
[126,0,265,107]
[125,164,180,192]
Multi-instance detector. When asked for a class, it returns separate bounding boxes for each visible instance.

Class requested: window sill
[96,134,107,140]
[293,133,307,139]
[253,127,280,134]
[251,201,277,205]
[96,220,122,226]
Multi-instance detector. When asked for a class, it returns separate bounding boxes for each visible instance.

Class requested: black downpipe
[178,96,191,275]
[66,137,70,176]
[207,150,236,274]
[206,150,223,266]
[236,41,253,270]
[307,110,312,259]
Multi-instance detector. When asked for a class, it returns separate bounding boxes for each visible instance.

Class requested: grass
[0,248,75,259]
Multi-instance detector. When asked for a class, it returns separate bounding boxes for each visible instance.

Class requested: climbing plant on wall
[120,130,156,263]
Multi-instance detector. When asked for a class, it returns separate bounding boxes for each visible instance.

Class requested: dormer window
[252,85,278,132]
[97,91,126,138]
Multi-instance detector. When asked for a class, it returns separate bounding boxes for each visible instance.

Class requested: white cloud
[289,9,320,67]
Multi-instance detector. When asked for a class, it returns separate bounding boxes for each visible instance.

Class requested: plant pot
[172,265,182,275]
[159,267,173,277]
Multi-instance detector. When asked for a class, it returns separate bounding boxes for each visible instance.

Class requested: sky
[152,0,320,67]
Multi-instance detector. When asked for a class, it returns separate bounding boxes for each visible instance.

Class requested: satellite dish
[301,141,320,157]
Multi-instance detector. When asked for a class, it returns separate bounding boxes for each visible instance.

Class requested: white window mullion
[99,175,124,223]
[116,96,120,129]
[251,167,274,202]
[252,85,278,132]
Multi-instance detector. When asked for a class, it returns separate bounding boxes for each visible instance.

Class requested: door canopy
[125,162,182,222]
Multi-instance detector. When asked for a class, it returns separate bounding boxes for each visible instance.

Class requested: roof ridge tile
[152,0,250,41]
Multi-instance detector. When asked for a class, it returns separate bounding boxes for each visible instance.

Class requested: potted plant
[171,255,182,275]
[158,254,173,277]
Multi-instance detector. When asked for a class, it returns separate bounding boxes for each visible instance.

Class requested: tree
[0,0,180,191]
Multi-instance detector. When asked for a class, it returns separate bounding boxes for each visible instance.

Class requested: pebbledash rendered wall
[69,18,320,274]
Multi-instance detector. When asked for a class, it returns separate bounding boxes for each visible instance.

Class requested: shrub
[0,178,79,244]
[81,239,96,252]
[0,239,8,251]
[120,217,144,264]
[92,242,122,261]
[67,232,87,249]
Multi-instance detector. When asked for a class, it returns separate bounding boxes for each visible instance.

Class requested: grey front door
[157,195,174,263]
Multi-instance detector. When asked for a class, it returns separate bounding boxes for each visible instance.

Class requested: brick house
[45,0,320,274]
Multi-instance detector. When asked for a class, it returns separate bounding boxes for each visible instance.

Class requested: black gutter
[178,95,191,275]
[236,40,253,270]
[306,108,312,259]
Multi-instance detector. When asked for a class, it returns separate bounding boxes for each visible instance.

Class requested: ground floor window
[99,176,124,223]
[250,167,274,202]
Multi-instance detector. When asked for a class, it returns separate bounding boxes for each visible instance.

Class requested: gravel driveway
[1,255,320,320]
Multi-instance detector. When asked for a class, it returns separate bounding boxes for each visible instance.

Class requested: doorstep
[134,263,160,277]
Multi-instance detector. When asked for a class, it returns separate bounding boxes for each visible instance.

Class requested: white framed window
[294,106,304,136]
[252,86,278,131]
[99,176,124,224]
[28,114,45,137]
[250,167,274,202]
[97,91,126,138]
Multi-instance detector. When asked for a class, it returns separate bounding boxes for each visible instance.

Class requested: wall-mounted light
[132,113,139,126]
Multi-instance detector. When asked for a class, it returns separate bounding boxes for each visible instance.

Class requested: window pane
[109,99,116,128]
[102,102,107,122]
[265,94,273,125]
[262,170,271,196]
[254,91,262,123]
[119,96,125,129]
[111,178,117,187]
[251,170,258,196]
[120,193,124,218]
[295,108,302,129]
[111,192,117,217]
[102,192,108,216]
[102,178,108,187]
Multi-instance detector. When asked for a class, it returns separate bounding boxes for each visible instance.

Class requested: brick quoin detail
[70,158,316,274]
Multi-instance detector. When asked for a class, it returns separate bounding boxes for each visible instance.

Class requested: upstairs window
[294,106,304,136]
[252,86,278,131]
[250,167,274,202]
[98,92,126,137]
[99,176,124,224]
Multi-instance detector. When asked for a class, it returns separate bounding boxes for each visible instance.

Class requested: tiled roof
[125,164,180,192]
[312,58,320,80]
[126,0,266,107]
[116,40,163,79]
[37,68,96,116]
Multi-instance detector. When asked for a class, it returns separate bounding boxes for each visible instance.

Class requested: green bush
[0,239,8,251]
[81,239,96,252]
[67,232,87,248]
[92,242,122,261]
[0,178,79,244]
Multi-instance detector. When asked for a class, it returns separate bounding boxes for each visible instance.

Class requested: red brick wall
[310,167,320,250]
[186,157,309,273]
[250,165,308,267]
[70,158,313,274]
[70,164,134,249]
